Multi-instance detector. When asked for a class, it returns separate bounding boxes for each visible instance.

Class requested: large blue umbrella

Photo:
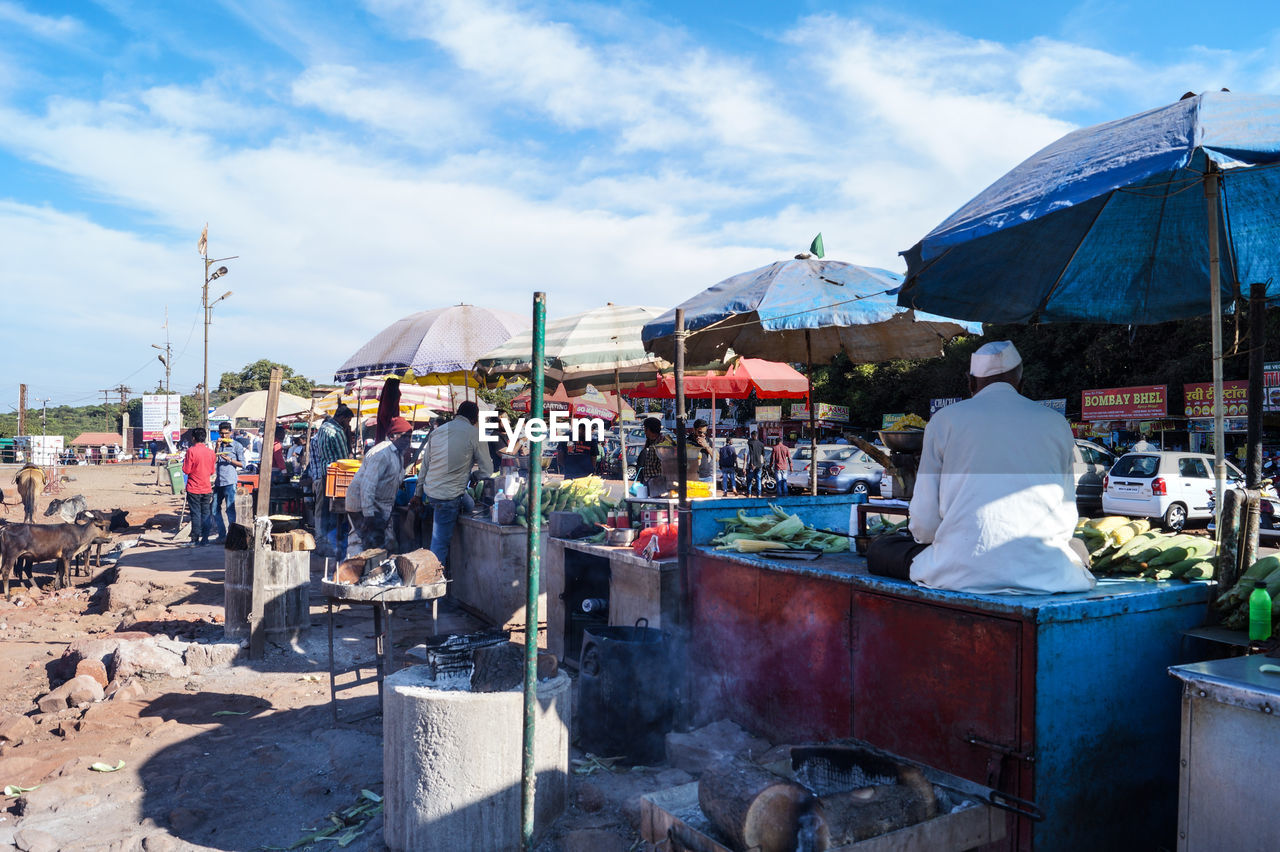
[643,254,979,492]
[898,90,1280,511]
[642,257,978,366]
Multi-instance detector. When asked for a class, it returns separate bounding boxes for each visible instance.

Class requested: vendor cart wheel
[1162,502,1188,532]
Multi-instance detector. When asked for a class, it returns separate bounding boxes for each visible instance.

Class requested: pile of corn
[1214,555,1280,631]
[711,505,849,553]
[512,475,617,528]
[885,414,927,430]
[1074,516,1216,580]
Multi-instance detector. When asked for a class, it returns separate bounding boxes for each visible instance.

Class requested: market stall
[682,496,1211,852]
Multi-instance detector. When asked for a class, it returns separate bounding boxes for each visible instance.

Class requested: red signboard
[1080,385,1167,421]
[1183,380,1248,418]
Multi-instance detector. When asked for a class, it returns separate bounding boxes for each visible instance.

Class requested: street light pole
[200,228,236,432]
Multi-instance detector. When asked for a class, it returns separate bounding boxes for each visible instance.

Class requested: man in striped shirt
[309,405,354,557]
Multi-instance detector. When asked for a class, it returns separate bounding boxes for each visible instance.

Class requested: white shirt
[345,439,405,518]
[908,382,1095,595]
[1133,439,1153,451]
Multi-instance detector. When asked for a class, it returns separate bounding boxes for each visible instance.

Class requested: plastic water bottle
[581,598,608,613]
[1249,581,1272,642]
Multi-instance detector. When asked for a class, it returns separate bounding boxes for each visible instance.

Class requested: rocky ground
[0,464,775,851]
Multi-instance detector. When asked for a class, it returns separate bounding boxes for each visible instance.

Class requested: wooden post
[249,367,283,660]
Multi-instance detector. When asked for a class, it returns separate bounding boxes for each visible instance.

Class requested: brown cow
[13,464,46,524]
[1,515,109,598]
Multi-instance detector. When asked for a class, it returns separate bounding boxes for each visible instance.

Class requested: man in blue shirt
[212,421,246,542]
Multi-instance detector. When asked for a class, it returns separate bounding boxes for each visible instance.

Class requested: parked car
[787,444,883,496]
[1073,440,1115,515]
[1102,451,1243,530]
[877,438,1115,511]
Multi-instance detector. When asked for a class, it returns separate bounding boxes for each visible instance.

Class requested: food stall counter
[687,520,1212,851]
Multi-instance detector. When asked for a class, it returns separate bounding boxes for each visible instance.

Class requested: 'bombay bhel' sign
[1081,385,1167,421]
[1183,381,1248,418]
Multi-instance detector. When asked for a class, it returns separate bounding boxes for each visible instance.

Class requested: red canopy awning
[628,358,809,400]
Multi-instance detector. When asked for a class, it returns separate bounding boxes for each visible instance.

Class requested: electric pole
[18,384,26,435]
[200,224,236,432]
[100,389,112,430]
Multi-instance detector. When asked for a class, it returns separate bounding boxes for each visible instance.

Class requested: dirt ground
[0,463,710,852]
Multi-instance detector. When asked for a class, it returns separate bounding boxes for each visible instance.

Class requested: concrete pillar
[383,668,571,852]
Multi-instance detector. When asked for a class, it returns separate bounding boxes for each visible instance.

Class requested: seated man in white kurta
[867,341,1095,595]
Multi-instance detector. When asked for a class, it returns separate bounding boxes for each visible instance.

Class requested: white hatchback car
[1102,451,1243,530]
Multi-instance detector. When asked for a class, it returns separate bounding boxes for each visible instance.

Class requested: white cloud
[291,64,477,146]
[0,1,84,41]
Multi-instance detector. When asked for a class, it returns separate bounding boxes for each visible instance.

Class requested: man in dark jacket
[745,431,766,497]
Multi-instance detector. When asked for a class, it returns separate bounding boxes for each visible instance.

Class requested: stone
[105,581,149,613]
[141,834,179,852]
[55,632,154,680]
[576,780,606,813]
[37,680,77,714]
[75,658,109,689]
[561,829,627,852]
[664,719,772,775]
[537,650,559,680]
[654,767,694,788]
[184,642,241,672]
[168,807,205,831]
[111,638,189,680]
[0,713,35,746]
[13,827,60,852]
[65,675,105,707]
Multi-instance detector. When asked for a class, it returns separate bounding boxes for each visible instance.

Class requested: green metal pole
[521,291,546,850]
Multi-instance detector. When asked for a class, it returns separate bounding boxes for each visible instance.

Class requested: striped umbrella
[477,304,667,479]
[475,304,669,395]
[334,304,529,382]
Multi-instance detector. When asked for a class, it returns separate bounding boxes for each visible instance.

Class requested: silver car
[787,444,883,496]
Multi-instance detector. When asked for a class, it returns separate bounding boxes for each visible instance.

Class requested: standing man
[770,436,792,497]
[745,430,766,497]
[308,404,355,558]
[212,421,245,543]
[718,440,738,495]
[346,417,413,553]
[867,341,1095,594]
[688,419,714,486]
[635,416,672,494]
[182,427,216,547]
[412,401,493,568]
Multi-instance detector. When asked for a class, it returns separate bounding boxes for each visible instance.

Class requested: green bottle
[1248,580,1272,642]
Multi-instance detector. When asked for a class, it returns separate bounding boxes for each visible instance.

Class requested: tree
[217,360,315,400]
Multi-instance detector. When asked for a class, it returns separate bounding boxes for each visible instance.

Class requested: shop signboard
[141,394,183,441]
[1039,398,1067,416]
[1189,417,1247,433]
[790,403,849,422]
[881,413,906,429]
[755,405,782,421]
[1265,362,1280,413]
[1081,385,1167,420]
[1183,380,1248,418]
[930,397,963,415]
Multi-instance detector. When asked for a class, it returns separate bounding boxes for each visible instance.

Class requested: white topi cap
[969,340,1022,378]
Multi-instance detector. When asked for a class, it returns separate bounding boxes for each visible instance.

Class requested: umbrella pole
[521,292,546,851]
[710,388,717,497]
[1206,170,1226,526]
[1247,283,1267,488]
[807,330,818,496]
[615,367,628,483]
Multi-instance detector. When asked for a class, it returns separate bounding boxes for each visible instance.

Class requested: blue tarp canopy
[898,91,1280,324]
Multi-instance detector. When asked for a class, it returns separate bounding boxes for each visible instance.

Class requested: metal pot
[607,527,637,546]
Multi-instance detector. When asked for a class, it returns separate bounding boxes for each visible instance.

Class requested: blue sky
[2,0,1279,408]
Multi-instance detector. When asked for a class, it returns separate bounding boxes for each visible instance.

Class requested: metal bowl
[607,527,637,547]
[876,430,925,453]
